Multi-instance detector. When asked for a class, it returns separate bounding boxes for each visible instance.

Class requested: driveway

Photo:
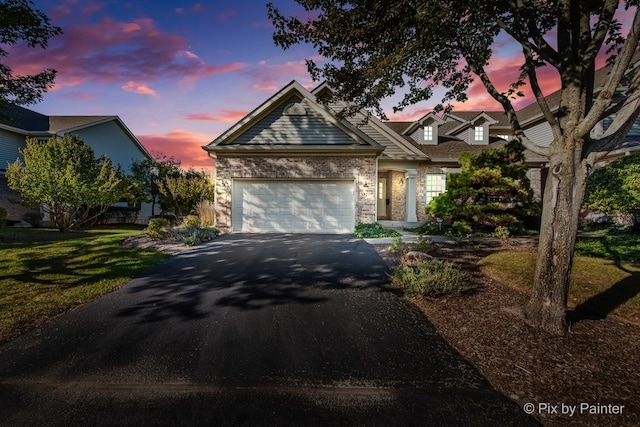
[0,234,537,426]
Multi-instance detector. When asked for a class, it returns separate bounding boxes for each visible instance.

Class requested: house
[203,66,640,234]
[0,104,153,224]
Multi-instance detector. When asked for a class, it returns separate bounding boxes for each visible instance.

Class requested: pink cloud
[192,3,203,13]
[138,130,213,170]
[247,60,312,91]
[183,109,250,122]
[6,13,246,92]
[64,91,96,101]
[218,9,237,21]
[121,81,156,96]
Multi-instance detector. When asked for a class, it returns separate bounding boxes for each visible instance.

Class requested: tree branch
[466,56,550,157]
[583,0,618,64]
[577,7,640,138]
[522,44,562,142]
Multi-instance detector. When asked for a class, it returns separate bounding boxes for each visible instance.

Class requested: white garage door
[232,180,355,233]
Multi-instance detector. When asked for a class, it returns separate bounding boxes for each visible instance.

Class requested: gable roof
[0,103,152,160]
[203,80,385,155]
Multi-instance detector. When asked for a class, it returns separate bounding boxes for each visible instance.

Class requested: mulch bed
[373,240,640,427]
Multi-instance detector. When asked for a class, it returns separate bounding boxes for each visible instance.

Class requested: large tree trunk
[523,143,589,335]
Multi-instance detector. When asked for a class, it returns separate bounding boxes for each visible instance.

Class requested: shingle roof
[48,116,113,133]
[0,104,49,132]
[384,121,548,163]
[0,104,114,134]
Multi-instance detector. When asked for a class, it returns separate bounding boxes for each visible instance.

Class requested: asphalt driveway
[0,234,537,426]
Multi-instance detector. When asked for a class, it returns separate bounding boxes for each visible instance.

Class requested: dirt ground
[122,234,639,426]
[373,240,640,427]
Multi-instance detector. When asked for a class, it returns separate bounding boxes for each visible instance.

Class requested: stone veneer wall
[214,155,377,231]
[0,177,29,223]
[388,170,406,221]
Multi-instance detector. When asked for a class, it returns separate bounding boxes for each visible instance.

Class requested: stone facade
[0,177,29,223]
[214,155,377,232]
[389,170,407,221]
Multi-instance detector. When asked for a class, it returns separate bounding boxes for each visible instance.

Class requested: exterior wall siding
[234,95,357,146]
[0,129,27,171]
[523,121,554,147]
[214,155,377,232]
[71,121,148,173]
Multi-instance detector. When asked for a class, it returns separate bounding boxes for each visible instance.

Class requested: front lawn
[478,251,640,323]
[0,226,169,344]
[575,232,640,263]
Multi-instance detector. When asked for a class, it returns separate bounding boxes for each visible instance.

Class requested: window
[474,126,484,141]
[423,125,433,142]
[425,173,446,204]
[497,134,513,141]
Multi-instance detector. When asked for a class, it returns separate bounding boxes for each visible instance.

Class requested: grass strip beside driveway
[0,227,169,344]
[479,251,640,323]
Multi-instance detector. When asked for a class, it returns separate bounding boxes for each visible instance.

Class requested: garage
[232,180,355,233]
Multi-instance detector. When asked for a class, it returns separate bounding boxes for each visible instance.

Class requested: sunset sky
[8,1,635,169]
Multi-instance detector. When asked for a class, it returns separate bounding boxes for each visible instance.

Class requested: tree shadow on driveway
[116,234,395,322]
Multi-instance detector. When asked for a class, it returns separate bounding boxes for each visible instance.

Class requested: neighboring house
[0,104,153,224]
[203,65,640,234]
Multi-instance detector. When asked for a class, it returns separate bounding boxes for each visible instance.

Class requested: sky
[7,1,636,169]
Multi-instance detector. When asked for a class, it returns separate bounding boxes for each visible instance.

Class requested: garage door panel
[233,181,355,233]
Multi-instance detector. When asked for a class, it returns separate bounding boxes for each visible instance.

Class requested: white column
[405,169,418,222]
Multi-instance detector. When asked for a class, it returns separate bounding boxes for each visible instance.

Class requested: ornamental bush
[393,259,477,297]
[145,218,171,240]
[425,140,540,234]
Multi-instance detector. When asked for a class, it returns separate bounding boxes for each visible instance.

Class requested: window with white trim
[425,173,446,204]
[423,125,433,142]
[474,126,484,141]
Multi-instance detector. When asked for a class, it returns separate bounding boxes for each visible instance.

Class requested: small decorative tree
[425,140,540,234]
[130,154,182,217]
[158,168,215,221]
[583,154,640,230]
[6,135,127,231]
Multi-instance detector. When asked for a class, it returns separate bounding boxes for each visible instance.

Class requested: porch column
[405,169,418,222]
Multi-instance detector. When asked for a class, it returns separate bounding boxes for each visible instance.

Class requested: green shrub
[0,206,7,228]
[173,225,219,246]
[451,220,473,236]
[393,259,477,297]
[354,222,402,238]
[182,214,200,227]
[145,218,171,240]
[490,225,510,243]
[389,237,408,254]
[412,235,436,253]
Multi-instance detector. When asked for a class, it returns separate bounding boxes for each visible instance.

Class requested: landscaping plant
[353,222,401,238]
[393,259,477,297]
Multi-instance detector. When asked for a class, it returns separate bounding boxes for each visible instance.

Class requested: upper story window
[474,126,484,141]
[423,125,433,142]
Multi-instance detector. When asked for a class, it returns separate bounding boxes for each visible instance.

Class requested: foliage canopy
[0,0,62,108]
[426,140,540,233]
[584,154,640,228]
[6,135,127,231]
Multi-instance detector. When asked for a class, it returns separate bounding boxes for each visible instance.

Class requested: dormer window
[474,126,484,142]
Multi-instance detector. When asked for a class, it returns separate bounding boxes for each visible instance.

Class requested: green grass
[0,226,169,343]
[353,222,401,238]
[575,232,640,263]
[478,251,640,323]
